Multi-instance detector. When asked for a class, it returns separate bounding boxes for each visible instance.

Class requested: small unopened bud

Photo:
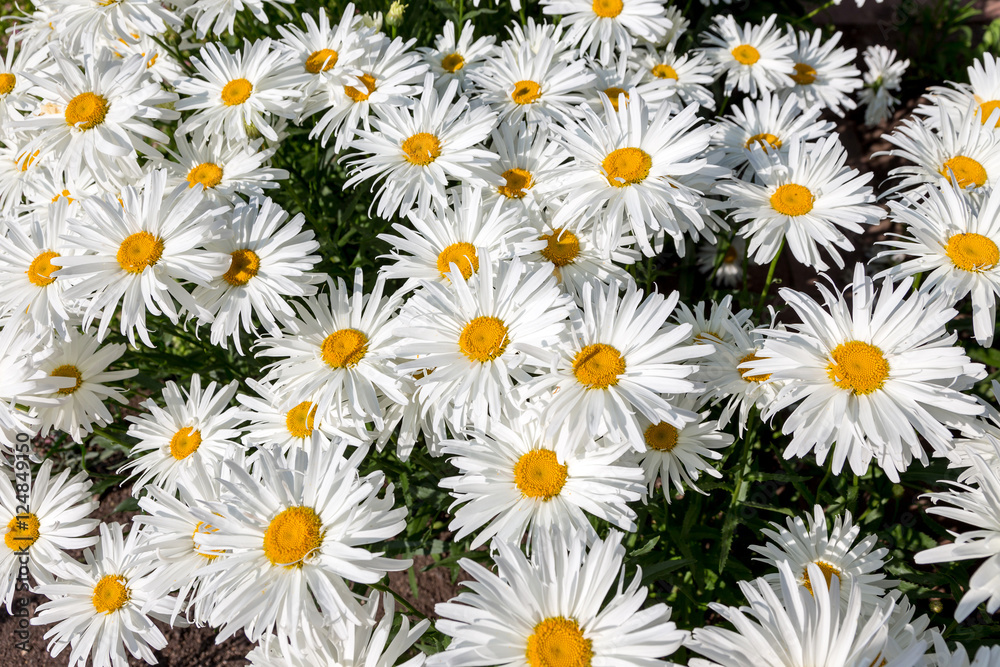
[360,11,383,32]
[386,1,407,28]
[929,599,943,614]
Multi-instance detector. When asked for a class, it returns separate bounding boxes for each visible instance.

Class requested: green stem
[797,0,837,24]
[756,239,784,311]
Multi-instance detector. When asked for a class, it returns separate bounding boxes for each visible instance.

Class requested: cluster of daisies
[1,0,1000,664]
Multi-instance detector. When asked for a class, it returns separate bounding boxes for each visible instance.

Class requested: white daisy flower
[859,45,909,126]
[430,529,688,666]
[699,14,795,97]
[525,279,710,448]
[0,329,76,448]
[696,236,747,288]
[107,36,186,87]
[191,196,323,353]
[0,35,48,138]
[483,121,567,223]
[184,0,293,38]
[744,264,986,482]
[540,0,671,65]
[750,505,892,609]
[583,55,674,117]
[924,52,1000,129]
[0,141,44,211]
[175,39,308,144]
[33,329,136,443]
[717,135,884,272]
[191,444,410,644]
[32,522,178,667]
[877,180,1000,346]
[781,28,862,117]
[255,269,406,428]
[47,0,179,55]
[420,20,496,93]
[674,294,753,347]
[0,459,98,610]
[628,44,717,112]
[930,633,1000,667]
[55,169,229,347]
[346,73,499,220]
[23,164,101,212]
[916,453,1000,622]
[121,373,244,496]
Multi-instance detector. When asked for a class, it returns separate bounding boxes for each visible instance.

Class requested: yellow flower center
[186,162,224,189]
[514,450,568,500]
[223,249,260,286]
[731,44,760,65]
[116,231,164,274]
[526,616,593,667]
[770,183,814,216]
[441,53,465,73]
[401,132,441,166]
[263,506,323,567]
[436,242,479,280]
[192,521,221,560]
[591,0,623,18]
[344,73,377,102]
[285,401,317,438]
[978,100,1000,127]
[723,245,739,263]
[221,78,253,106]
[603,86,629,111]
[92,575,130,614]
[51,364,83,395]
[0,72,15,96]
[790,63,817,85]
[52,189,73,203]
[945,233,999,272]
[644,422,678,452]
[65,92,108,130]
[27,251,60,286]
[459,316,509,362]
[498,168,534,199]
[651,64,678,80]
[827,341,889,395]
[738,353,771,383]
[746,133,782,151]
[539,228,580,267]
[169,426,202,460]
[602,147,652,187]
[321,329,369,368]
[512,80,543,105]
[940,155,987,189]
[305,48,339,74]
[5,513,40,551]
[573,343,625,389]
[802,560,843,595]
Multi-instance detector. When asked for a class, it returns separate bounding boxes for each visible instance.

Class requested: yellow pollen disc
[732,44,760,65]
[305,48,339,74]
[285,401,318,438]
[401,132,441,166]
[603,86,629,111]
[441,53,465,73]
[539,228,580,267]
[945,233,999,272]
[827,341,889,395]
[64,92,108,130]
[526,616,593,667]
[498,167,534,199]
[169,426,202,460]
[92,575,130,614]
[459,316,509,362]
[591,0,623,18]
[344,73,377,102]
[5,513,40,551]
[770,183,814,216]
[263,506,323,567]
[192,521,221,560]
[321,328,369,368]
[978,100,1000,127]
[573,343,625,389]
[116,231,164,274]
[791,62,817,85]
[221,78,253,106]
[51,364,83,395]
[512,80,542,105]
[0,72,15,96]
[514,450,568,500]
[652,63,678,80]
[644,422,679,452]
[27,250,61,286]
[738,353,771,383]
[223,248,260,286]
[602,147,652,187]
[186,162,223,189]
[436,242,479,280]
[52,189,73,203]
[746,132,782,151]
[940,155,987,189]
[802,560,842,595]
